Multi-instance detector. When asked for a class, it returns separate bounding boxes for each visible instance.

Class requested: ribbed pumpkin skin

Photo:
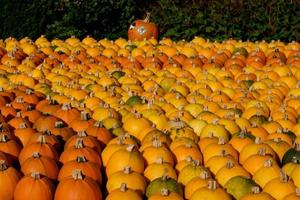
[0,164,21,200]
[14,173,55,200]
[54,171,102,200]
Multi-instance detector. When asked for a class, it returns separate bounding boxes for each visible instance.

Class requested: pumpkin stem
[218,137,226,145]
[72,169,84,180]
[144,12,151,23]
[192,159,200,167]
[225,160,234,169]
[126,144,136,152]
[199,171,210,180]
[155,157,164,164]
[254,137,262,144]
[185,156,193,162]
[61,103,71,110]
[76,155,87,163]
[296,188,300,196]
[55,121,65,128]
[80,111,90,121]
[295,142,300,151]
[120,183,128,192]
[160,188,170,196]
[0,134,8,143]
[77,131,88,137]
[280,171,288,182]
[0,160,8,171]
[264,159,273,167]
[37,135,47,144]
[75,138,84,149]
[207,180,217,190]
[251,186,260,194]
[257,147,266,156]
[123,166,132,174]
[32,152,41,158]
[31,172,41,179]
[16,111,21,118]
[16,96,24,103]
[94,121,103,128]
[152,138,162,148]
[18,122,27,129]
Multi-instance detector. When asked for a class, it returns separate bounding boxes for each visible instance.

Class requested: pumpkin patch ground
[0,34,300,200]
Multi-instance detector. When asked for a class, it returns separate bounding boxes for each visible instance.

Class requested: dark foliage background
[0,0,299,41]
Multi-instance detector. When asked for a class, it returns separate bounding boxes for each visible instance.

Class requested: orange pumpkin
[54,169,102,200]
[14,172,55,200]
[128,13,158,41]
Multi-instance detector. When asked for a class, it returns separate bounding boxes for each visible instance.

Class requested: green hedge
[0,0,299,41]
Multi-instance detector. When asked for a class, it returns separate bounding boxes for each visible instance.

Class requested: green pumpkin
[224,176,258,200]
[282,142,300,166]
[233,47,248,57]
[126,95,143,107]
[146,176,183,198]
[248,115,268,126]
[111,71,125,80]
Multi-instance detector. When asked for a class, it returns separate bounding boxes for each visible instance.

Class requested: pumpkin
[148,188,183,200]
[128,12,158,41]
[106,183,142,200]
[0,134,22,161]
[64,131,101,153]
[178,160,211,186]
[54,169,102,200]
[0,160,21,200]
[240,186,275,200]
[224,176,258,200]
[184,171,210,199]
[105,144,144,178]
[59,138,102,166]
[58,155,102,184]
[263,172,296,200]
[144,157,177,181]
[146,175,183,198]
[18,135,58,164]
[282,142,300,166]
[106,166,147,194]
[141,139,174,166]
[215,160,251,186]
[190,180,232,200]
[253,159,281,188]
[85,121,113,147]
[14,122,37,146]
[14,172,55,200]
[21,152,59,180]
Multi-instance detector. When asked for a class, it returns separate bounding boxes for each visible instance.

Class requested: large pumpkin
[128,13,158,41]
[54,169,102,200]
[14,172,55,200]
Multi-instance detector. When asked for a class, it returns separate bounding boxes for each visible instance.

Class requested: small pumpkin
[224,176,258,200]
[178,160,211,186]
[0,160,21,200]
[59,138,102,167]
[14,172,55,200]
[106,166,147,194]
[190,180,232,200]
[106,183,142,200]
[21,152,59,180]
[106,144,144,178]
[144,157,177,181]
[282,142,300,166]
[148,188,183,200]
[128,12,158,41]
[146,175,183,198]
[58,155,102,184]
[18,135,58,164]
[54,169,102,200]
